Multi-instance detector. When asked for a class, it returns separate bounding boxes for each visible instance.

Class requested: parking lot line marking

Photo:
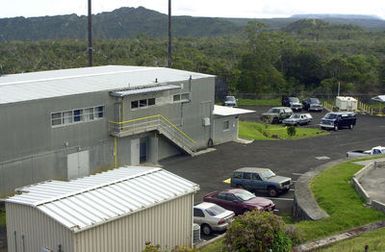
[267,197,294,201]
[315,156,331,160]
[292,173,304,176]
[289,189,295,192]
[223,178,231,184]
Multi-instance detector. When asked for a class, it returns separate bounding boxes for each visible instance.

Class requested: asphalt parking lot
[161,106,385,220]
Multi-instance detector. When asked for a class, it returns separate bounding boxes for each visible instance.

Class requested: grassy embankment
[200,159,385,252]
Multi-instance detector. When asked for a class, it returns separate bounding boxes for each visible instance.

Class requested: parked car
[260,107,293,124]
[282,96,303,111]
[282,113,312,126]
[230,167,292,197]
[320,112,356,131]
[346,146,385,158]
[303,97,323,112]
[203,188,276,215]
[224,96,237,107]
[193,202,235,235]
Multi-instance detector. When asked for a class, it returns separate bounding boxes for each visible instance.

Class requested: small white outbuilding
[335,96,358,111]
[5,166,199,252]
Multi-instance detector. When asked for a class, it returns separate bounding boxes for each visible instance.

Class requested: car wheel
[267,187,278,197]
[272,117,279,124]
[349,124,354,129]
[334,125,339,131]
[201,224,212,236]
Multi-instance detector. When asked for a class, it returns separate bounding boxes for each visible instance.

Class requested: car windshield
[260,170,276,179]
[205,205,227,216]
[325,113,338,119]
[310,98,320,103]
[289,97,299,103]
[226,96,236,101]
[267,108,280,113]
[233,190,255,201]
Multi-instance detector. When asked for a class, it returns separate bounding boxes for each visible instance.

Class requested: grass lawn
[238,98,281,107]
[239,121,328,140]
[295,161,385,241]
[319,227,385,252]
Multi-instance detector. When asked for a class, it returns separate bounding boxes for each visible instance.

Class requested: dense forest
[1,8,385,98]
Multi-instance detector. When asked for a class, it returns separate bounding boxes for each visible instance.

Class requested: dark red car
[203,188,276,215]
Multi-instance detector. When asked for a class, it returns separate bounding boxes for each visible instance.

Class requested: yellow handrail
[109,114,196,144]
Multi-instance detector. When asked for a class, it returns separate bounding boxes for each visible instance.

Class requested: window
[173,93,190,103]
[74,109,83,122]
[131,98,156,110]
[173,94,181,102]
[148,98,155,106]
[223,120,230,130]
[51,105,104,127]
[63,111,73,124]
[131,101,139,109]
[96,106,104,118]
[243,173,252,180]
[139,99,147,108]
[252,173,261,180]
[84,108,94,121]
[233,172,242,179]
[51,112,62,126]
[194,208,205,217]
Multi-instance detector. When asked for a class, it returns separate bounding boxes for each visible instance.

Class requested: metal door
[67,150,89,180]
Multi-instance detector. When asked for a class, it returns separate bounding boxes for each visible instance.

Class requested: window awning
[110,84,181,97]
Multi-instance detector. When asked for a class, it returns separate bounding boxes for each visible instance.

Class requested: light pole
[168,0,172,68]
[88,0,93,67]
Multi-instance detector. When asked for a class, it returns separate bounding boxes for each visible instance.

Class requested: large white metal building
[5,166,199,252]
[0,65,253,197]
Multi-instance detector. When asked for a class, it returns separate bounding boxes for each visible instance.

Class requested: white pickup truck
[346,146,385,158]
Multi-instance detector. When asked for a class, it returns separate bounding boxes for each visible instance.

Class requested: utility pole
[88,0,93,67]
[167,0,172,68]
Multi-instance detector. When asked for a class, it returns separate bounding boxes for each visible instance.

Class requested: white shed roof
[213,105,255,116]
[6,166,199,232]
[0,65,214,105]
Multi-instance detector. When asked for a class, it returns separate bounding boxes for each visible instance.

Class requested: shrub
[225,211,296,252]
[287,126,296,137]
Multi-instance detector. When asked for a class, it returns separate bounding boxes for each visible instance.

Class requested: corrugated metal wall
[75,194,194,252]
[6,203,74,252]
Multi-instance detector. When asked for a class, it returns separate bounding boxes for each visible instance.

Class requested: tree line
[1,20,385,97]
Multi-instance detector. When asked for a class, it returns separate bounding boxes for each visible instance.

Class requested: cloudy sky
[1,0,385,19]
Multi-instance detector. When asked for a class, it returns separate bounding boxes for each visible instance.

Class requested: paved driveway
[161,106,385,215]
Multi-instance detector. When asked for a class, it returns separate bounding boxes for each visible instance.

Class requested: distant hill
[1,7,385,41]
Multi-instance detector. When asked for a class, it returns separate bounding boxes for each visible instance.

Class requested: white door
[67,150,90,180]
[131,138,140,165]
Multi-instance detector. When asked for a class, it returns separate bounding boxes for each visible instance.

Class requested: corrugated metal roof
[213,105,255,116]
[6,166,199,232]
[0,65,214,105]
[110,84,181,97]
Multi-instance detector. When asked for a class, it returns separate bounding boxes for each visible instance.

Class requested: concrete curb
[293,159,344,220]
[352,160,385,211]
[194,233,226,249]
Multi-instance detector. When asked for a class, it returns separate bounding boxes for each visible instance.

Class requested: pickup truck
[282,113,312,126]
[346,146,385,158]
[260,107,293,124]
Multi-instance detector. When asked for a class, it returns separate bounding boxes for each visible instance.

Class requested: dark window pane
[139,99,147,107]
[131,101,138,109]
[96,106,104,118]
[148,98,155,106]
[51,113,62,126]
[74,109,83,122]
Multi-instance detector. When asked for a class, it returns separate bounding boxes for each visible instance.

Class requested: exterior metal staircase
[109,115,197,156]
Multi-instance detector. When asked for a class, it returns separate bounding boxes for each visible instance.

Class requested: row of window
[51,106,104,127]
[131,98,156,109]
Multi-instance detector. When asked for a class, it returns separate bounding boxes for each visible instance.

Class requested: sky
[1,0,385,19]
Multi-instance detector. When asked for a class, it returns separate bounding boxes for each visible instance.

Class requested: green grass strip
[295,161,385,241]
